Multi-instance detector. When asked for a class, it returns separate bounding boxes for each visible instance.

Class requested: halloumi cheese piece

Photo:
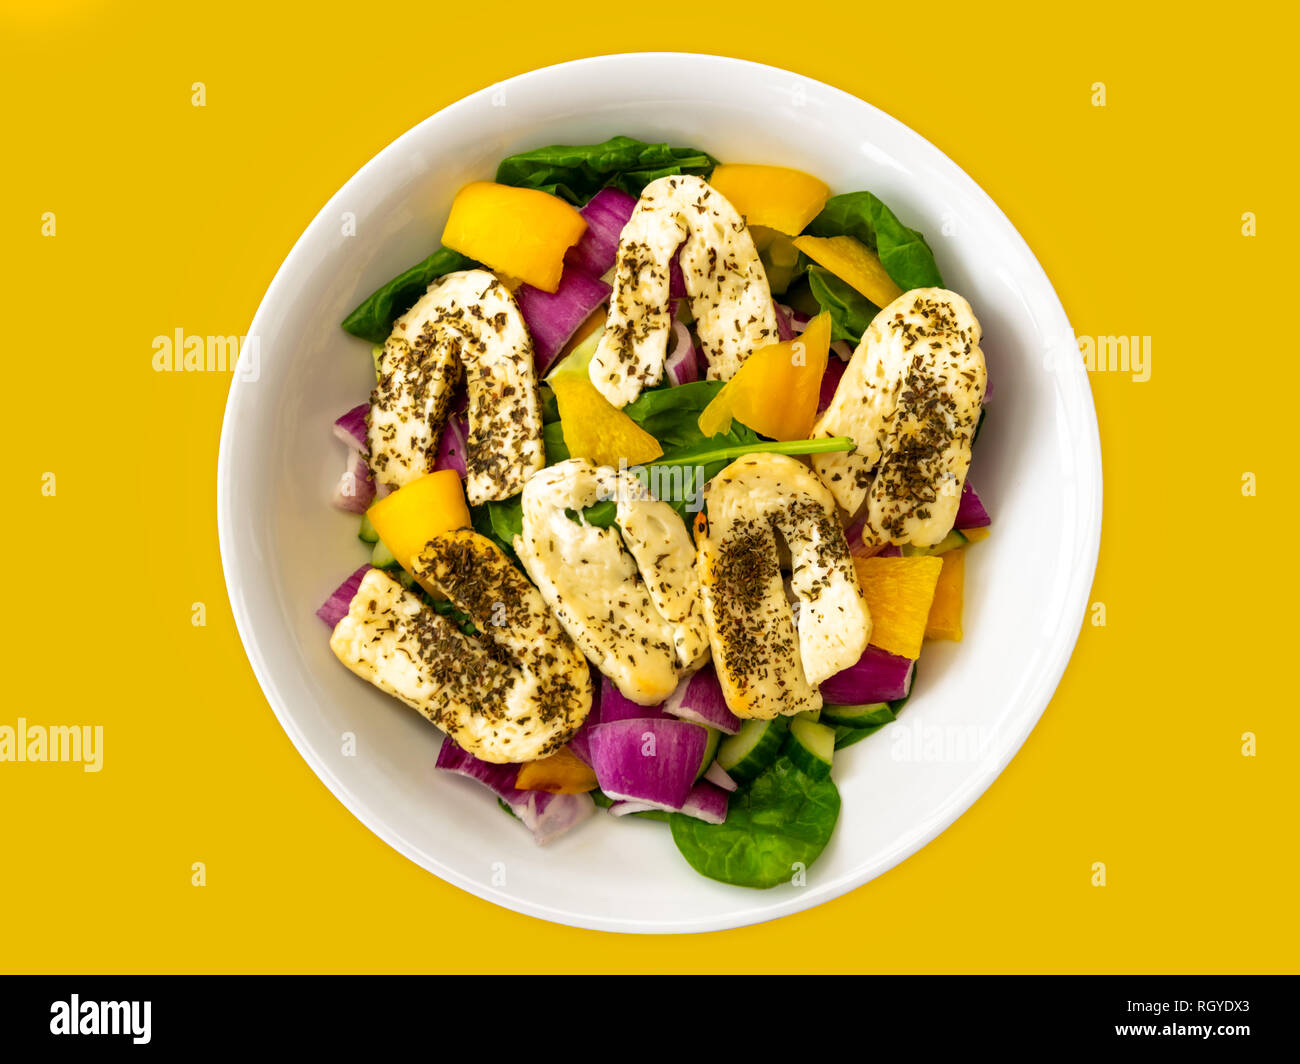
[811,288,985,546]
[589,175,779,407]
[329,532,591,763]
[697,453,870,720]
[368,269,545,505]
[513,459,708,706]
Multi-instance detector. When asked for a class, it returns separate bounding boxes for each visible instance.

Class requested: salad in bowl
[315,136,991,890]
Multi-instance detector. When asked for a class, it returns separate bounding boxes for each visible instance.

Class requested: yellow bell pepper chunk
[708,164,831,235]
[550,373,663,468]
[852,554,943,659]
[793,234,905,309]
[441,182,586,293]
[697,312,831,441]
[366,470,471,582]
[515,746,598,793]
[961,526,991,543]
[924,547,965,642]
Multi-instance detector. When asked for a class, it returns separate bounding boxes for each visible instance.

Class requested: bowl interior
[218,54,1099,932]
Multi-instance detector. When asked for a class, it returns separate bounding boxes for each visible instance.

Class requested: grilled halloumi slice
[328,531,591,763]
[697,453,870,720]
[589,175,779,407]
[368,269,545,505]
[513,459,709,706]
[811,288,986,547]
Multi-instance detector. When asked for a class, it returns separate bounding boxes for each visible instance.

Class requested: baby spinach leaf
[805,191,944,291]
[807,266,879,345]
[496,136,718,205]
[670,755,840,889]
[341,247,477,343]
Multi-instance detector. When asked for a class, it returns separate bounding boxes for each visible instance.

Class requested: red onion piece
[669,253,686,299]
[564,187,638,276]
[598,676,670,723]
[332,449,376,513]
[664,665,741,734]
[773,302,795,341]
[434,413,469,478]
[679,780,729,824]
[830,340,854,361]
[436,739,594,845]
[703,760,738,792]
[820,645,914,704]
[587,718,709,811]
[955,480,991,529]
[316,565,373,628]
[333,403,369,452]
[818,356,847,414]
[515,268,611,374]
[665,320,699,385]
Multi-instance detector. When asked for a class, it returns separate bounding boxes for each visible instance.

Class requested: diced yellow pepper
[366,470,471,582]
[961,526,991,543]
[550,373,663,467]
[515,746,598,793]
[441,182,586,293]
[697,312,831,441]
[853,554,943,659]
[708,164,831,235]
[924,547,965,642]
[793,234,905,309]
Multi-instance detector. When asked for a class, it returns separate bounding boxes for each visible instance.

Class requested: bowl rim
[217,51,1102,934]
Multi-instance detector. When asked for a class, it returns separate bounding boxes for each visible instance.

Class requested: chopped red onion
[316,564,373,627]
[564,187,638,277]
[598,676,670,722]
[703,761,738,792]
[773,302,795,341]
[820,645,914,704]
[333,403,369,453]
[818,356,847,414]
[434,413,469,478]
[436,739,594,845]
[830,340,854,361]
[515,268,611,374]
[510,790,596,845]
[607,800,662,817]
[669,252,686,299]
[956,480,991,529]
[664,665,741,734]
[665,320,699,385]
[588,718,709,811]
[332,449,376,513]
[678,780,729,824]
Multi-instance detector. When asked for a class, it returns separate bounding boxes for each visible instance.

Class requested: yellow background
[2,0,1294,973]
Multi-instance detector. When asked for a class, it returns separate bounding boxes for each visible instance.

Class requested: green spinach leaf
[669,755,840,889]
[341,247,477,344]
[807,266,879,345]
[805,191,944,291]
[495,136,718,205]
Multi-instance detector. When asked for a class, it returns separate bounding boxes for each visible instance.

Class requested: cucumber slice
[370,539,399,569]
[358,513,379,544]
[797,707,822,723]
[696,726,721,781]
[395,570,417,591]
[903,529,968,557]
[717,718,789,783]
[821,702,894,729]
[785,716,835,779]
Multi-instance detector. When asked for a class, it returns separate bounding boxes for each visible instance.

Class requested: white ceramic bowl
[218,53,1100,933]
